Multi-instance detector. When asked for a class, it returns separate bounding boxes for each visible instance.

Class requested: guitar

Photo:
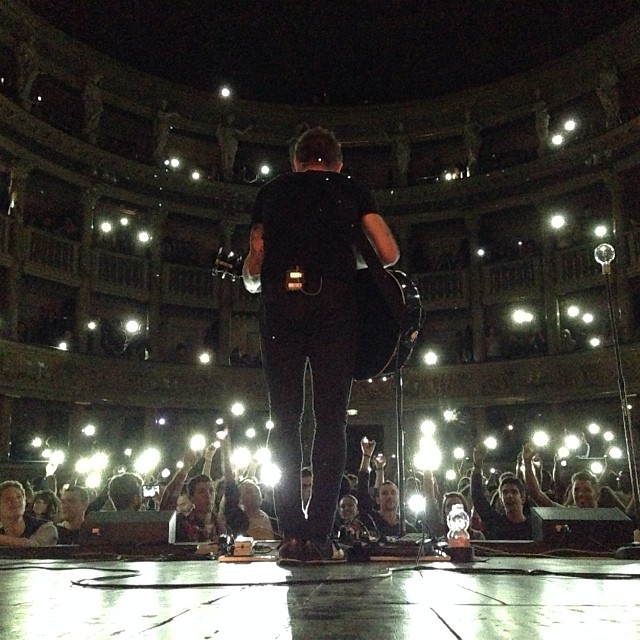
[213,248,423,380]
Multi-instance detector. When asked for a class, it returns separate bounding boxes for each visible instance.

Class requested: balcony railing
[93,248,149,299]
[415,270,468,310]
[482,257,541,304]
[555,244,602,293]
[162,264,220,308]
[24,228,79,284]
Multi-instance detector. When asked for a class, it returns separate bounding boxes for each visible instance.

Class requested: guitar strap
[352,224,406,330]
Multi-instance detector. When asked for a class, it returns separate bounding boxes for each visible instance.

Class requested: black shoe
[277,538,304,566]
[303,539,346,564]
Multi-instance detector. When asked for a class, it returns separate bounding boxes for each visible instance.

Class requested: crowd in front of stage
[0,436,636,555]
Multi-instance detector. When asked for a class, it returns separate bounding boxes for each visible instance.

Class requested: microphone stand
[595,244,640,558]
[395,350,406,536]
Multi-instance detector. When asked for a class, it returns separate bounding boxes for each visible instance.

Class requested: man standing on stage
[243,127,399,564]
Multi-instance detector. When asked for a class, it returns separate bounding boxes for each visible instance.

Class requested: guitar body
[354,268,423,381]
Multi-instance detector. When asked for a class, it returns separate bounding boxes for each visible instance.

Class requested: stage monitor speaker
[530,507,634,549]
[79,510,177,547]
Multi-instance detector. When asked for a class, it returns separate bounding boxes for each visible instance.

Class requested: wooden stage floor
[1,546,640,639]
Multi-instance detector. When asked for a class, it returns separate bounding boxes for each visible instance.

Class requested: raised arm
[160,449,198,511]
[361,213,400,267]
[521,442,554,507]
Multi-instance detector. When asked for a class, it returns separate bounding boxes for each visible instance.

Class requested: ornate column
[147,208,167,362]
[6,162,31,340]
[0,394,12,461]
[75,187,101,353]
[217,221,237,363]
[606,172,634,341]
[540,224,561,355]
[391,221,411,273]
[466,215,486,362]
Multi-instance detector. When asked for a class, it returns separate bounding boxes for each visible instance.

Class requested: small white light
[100,221,112,233]
[423,350,438,366]
[564,119,576,132]
[550,214,566,229]
[582,313,594,324]
[594,225,607,238]
[31,437,43,448]
[82,424,96,437]
[190,434,206,451]
[260,463,281,487]
[259,164,271,176]
[484,436,498,450]
[443,409,456,422]
[603,431,615,442]
[512,309,533,324]
[161,467,171,479]
[138,230,151,243]
[120,217,129,226]
[408,494,426,514]
[557,446,570,459]
[198,352,211,364]
[551,134,564,146]
[567,305,580,318]
[246,427,256,439]
[477,248,485,257]
[420,420,437,437]
[87,321,97,330]
[608,446,623,459]
[589,337,601,347]
[231,402,245,417]
[532,431,549,447]
[587,423,601,435]
[564,434,581,450]
[125,319,141,334]
[231,446,251,469]
[220,86,232,98]
[57,341,68,351]
[590,461,604,475]
[191,170,201,181]
[445,469,457,481]
[265,420,274,430]
[169,157,181,168]
[124,448,132,457]
[453,447,465,460]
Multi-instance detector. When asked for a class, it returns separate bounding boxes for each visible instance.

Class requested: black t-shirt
[251,171,375,291]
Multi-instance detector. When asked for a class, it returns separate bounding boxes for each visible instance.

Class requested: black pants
[260,279,357,540]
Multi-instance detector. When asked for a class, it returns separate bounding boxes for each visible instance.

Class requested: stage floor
[1,550,640,639]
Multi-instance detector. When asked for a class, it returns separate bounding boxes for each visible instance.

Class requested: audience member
[108,472,143,511]
[220,432,276,539]
[31,489,61,523]
[0,480,58,546]
[357,438,417,538]
[471,446,531,540]
[56,485,90,544]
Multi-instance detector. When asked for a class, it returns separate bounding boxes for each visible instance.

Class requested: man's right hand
[361,437,376,457]
[182,449,199,471]
[522,442,536,463]
[472,445,486,467]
